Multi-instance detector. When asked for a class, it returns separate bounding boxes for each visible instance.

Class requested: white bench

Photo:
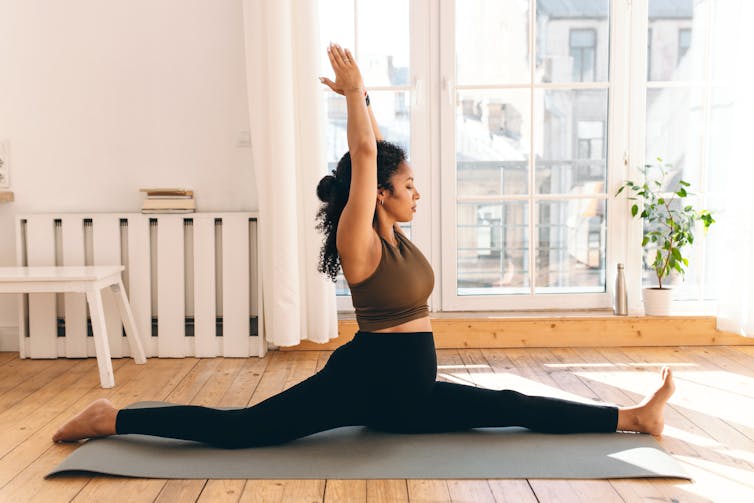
[0,265,147,388]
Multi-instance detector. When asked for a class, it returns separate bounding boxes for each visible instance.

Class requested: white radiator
[15,213,265,359]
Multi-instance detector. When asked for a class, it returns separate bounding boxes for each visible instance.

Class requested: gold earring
[380,200,384,206]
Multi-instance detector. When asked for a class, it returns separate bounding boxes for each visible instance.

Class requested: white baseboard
[0,325,19,352]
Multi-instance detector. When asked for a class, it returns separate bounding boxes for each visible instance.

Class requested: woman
[53,44,674,447]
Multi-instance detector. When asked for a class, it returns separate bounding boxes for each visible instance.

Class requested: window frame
[438,0,631,311]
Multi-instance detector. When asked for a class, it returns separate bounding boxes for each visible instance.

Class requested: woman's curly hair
[315,140,407,282]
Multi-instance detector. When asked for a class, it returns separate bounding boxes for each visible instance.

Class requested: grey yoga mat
[47,401,690,480]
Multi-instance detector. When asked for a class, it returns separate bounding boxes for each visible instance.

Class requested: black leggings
[116,331,618,448]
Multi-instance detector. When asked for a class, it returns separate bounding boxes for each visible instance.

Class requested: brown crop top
[346,228,434,331]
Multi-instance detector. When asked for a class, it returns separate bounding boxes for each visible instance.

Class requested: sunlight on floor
[543,362,699,369]
[437,364,491,370]
[434,353,754,502]
[572,368,754,428]
[662,424,721,448]
[677,454,754,491]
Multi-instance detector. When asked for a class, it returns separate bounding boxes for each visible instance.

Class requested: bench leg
[110,279,147,364]
[85,287,115,388]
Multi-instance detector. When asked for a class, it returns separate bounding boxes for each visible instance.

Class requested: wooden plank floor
[1,347,754,502]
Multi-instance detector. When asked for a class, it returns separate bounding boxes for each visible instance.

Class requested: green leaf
[642,236,649,247]
[658,198,665,204]
[680,180,690,187]
[631,204,638,217]
[700,210,716,228]
[616,186,625,196]
[677,187,688,197]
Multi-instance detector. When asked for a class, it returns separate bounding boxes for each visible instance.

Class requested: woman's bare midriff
[369,316,432,333]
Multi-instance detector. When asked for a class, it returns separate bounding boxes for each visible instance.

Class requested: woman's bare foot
[52,398,118,443]
[617,366,675,436]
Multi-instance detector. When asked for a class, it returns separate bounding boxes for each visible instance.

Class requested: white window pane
[319,0,355,72]
[535,89,608,195]
[537,1,610,83]
[324,90,411,163]
[706,86,733,194]
[357,0,409,86]
[648,0,707,82]
[535,199,606,293]
[645,87,704,189]
[710,0,743,83]
[370,91,411,154]
[456,90,531,196]
[703,193,724,300]
[457,201,530,295]
[456,0,531,84]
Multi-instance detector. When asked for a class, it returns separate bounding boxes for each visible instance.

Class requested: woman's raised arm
[320,56,383,141]
[322,44,379,262]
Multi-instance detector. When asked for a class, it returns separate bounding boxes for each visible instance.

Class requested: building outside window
[569,29,597,82]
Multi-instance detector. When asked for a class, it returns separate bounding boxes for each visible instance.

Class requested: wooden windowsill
[282,312,753,351]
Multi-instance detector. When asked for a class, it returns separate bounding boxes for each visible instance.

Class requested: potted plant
[616,158,715,315]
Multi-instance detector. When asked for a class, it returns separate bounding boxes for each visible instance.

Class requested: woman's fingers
[319,77,343,95]
[344,48,355,66]
[327,44,338,69]
[330,43,346,67]
[319,76,335,91]
[326,43,363,92]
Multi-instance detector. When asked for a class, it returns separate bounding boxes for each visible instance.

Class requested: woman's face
[380,162,420,222]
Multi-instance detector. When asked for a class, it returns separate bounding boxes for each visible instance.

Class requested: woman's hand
[321,44,364,97]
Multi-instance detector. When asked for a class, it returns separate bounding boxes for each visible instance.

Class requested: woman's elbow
[350,140,377,158]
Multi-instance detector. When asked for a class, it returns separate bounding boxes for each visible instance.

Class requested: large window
[642,0,733,305]
[318,0,735,313]
[442,0,613,310]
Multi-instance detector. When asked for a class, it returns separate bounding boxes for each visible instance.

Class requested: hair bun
[317,175,338,202]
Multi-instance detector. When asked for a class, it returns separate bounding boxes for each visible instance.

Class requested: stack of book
[140,188,195,213]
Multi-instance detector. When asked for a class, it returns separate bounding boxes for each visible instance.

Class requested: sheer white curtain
[242,0,338,346]
[715,1,754,337]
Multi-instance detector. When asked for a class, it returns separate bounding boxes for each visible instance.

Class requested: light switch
[236,130,251,147]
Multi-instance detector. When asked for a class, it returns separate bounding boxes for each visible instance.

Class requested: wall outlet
[0,140,9,189]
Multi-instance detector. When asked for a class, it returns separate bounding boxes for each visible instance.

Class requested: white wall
[0,0,257,348]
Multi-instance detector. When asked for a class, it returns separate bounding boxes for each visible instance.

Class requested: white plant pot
[643,287,673,316]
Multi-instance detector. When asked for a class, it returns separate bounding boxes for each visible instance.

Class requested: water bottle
[614,263,627,316]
